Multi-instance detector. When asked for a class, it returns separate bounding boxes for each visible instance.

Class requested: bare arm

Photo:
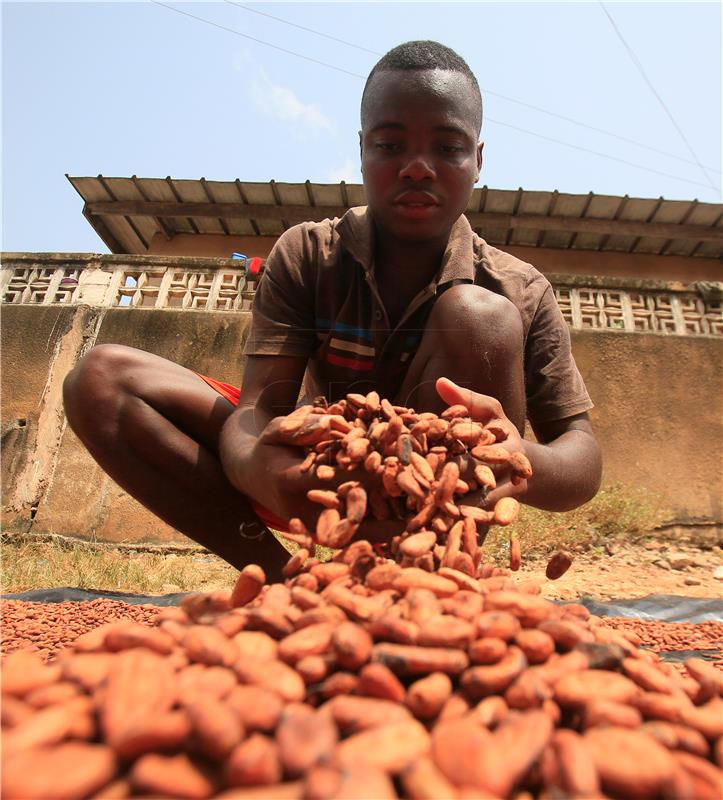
[218,355,377,529]
[512,412,602,511]
[217,354,312,522]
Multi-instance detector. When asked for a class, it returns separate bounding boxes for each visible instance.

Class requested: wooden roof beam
[84,200,723,243]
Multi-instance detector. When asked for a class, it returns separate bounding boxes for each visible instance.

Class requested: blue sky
[2,1,721,253]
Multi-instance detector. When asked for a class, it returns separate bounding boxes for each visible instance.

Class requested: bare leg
[63,344,289,579]
[395,285,526,430]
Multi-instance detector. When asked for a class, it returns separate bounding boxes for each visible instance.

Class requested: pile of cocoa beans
[3,394,722,799]
[276,392,558,578]
[3,551,722,799]
[1,599,161,661]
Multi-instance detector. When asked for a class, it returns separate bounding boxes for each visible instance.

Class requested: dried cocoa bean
[333,718,431,772]
[584,726,676,799]
[406,672,452,720]
[545,550,573,580]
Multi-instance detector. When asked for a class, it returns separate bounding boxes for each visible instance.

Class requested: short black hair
[361,40,483,133]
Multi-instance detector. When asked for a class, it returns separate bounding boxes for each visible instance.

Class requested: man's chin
[375,215,452,245]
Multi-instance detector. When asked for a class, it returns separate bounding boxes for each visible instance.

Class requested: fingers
[435,378,503,422]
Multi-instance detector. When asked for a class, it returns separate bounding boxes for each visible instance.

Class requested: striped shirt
[243,207,592,423]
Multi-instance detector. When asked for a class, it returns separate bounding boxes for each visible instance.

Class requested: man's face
[360,69,483,245]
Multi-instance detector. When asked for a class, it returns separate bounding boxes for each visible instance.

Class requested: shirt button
[375,310,382,320]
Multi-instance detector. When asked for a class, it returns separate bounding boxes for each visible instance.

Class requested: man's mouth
[393,190,440,207]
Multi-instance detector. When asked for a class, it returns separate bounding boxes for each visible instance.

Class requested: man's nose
[399,153,436,181]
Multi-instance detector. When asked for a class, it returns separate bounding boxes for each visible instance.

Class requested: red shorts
[198,374,290,533]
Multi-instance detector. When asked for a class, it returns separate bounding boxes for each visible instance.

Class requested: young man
[63,41,602,580]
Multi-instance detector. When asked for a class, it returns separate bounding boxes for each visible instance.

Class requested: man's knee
[63,344,143,428]
[429,284,523,350]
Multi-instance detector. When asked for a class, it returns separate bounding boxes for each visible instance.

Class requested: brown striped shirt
[243,207,592,424]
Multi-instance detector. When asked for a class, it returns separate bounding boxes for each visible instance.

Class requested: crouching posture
[64,41,602,580]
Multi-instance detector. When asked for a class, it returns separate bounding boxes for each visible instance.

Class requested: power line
[482,88,721,175]
[150,0,720,193]
[149,0,366,80]
[222,0,721,175]
[222,1,379,56]
[599,2,719,193]
[486,118,717,191]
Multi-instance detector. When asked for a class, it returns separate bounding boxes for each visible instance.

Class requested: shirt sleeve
[524,280,594,425]
[242,224,317,358]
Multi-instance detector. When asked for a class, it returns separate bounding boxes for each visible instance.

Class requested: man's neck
[373,233,448,293]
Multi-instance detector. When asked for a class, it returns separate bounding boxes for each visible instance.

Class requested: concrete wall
[2,304,721,546]
[148,233,277,260]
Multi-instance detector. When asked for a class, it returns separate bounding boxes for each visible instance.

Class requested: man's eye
[375,142,400,151]
[441,144,464,154]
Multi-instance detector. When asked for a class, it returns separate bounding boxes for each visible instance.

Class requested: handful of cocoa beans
[278,392,534,574]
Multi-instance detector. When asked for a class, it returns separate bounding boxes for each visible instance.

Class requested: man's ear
[476,141,484,182]
[358,130,364,170]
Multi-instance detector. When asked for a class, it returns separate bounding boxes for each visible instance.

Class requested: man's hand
[436,376,602,513]
[436,377,529,510]
[256,415,383,532]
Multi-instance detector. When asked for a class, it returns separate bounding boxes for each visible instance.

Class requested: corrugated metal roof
[67,175,723,259]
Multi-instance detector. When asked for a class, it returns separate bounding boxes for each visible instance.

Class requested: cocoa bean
[431,716,492,787]
[406,672,452,720]
[226,735,282,787]
[331,622,373,671]
[552,729,600,797]
[460,647,527,700]
[101,649,177,755]
[584,699,643,729]
[2,742,117,800]
[470,695,508,728]
[276,706,337,778]
[401,756,459,800]
[472,710,553,797]
[373,643,470,676]
[418,615,476,649]
[545,550,573,580]
[232,631,278,662]
[278,623,333,665]
[187,699,244,761]
[475,611,521,642]
[328,695,412,733]
[356,663,406,703]
[584,726,676,799]
[515,629,555,664]
[234,658,305,703]
[1,650,62,697]
[333,718,431,773]
[493,497,520,526]
[555,669,640,709]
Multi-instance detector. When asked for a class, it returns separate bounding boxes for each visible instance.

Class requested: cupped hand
[256,415,379,528]
[436,377,529,508]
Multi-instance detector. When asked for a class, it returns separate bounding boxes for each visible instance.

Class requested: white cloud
[242,64,334,134]
[327,157,360,183]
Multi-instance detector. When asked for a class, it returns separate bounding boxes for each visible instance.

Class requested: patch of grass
[484,483,670,561]
[0,537,238,595]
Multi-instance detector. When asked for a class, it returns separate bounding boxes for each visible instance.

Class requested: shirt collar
[337,206,476,289]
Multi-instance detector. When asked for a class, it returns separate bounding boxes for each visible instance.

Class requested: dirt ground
[521,540,723,601]
[2,533,721,603]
